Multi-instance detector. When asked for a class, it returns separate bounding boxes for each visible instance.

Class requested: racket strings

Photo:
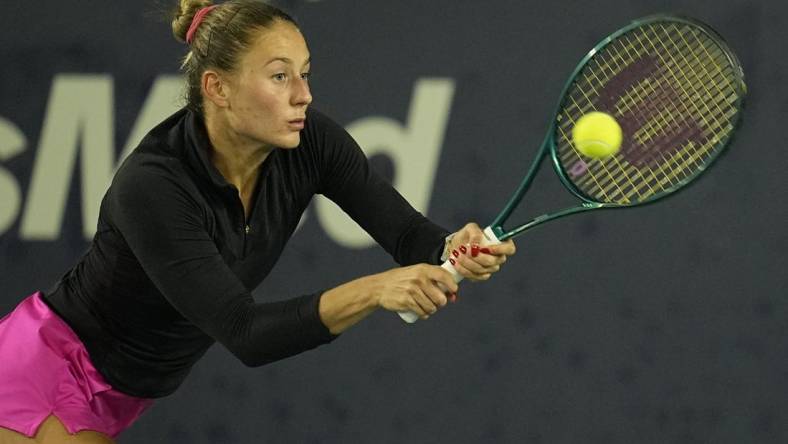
[614,25,733,196]
[637,25,740,184]
[564,41,680,198]
[636,25,736,182]
[591,30,703,194]
[555,19,744,205]
[646,26,725,146]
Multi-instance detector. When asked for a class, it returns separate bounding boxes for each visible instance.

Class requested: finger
[452,228,472,246]
[456,250,506,280]
[400,293,428,319]
[424,281,448,307]
[410,291,437,319]
[452,223,483,248]
[450,257,486,282]
[481,240,516,256]
[471,254,507,267]
[427,265,459,294]
[465,261,500,276]
[450,246,495,272]
[456,253,491,275]
[464,223,485,245]
[466,251,499,268]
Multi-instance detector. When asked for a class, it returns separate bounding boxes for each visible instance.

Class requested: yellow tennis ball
[571,112,623,158]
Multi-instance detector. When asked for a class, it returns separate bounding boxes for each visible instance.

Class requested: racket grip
[397,226,502,324]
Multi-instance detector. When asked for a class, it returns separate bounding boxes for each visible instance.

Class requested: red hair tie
[185,5,219,44]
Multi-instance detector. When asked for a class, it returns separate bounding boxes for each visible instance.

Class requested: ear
[202,70,231,108]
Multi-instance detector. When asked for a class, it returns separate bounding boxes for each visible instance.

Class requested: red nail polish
[452,250,460,258]
[449,293,457,303]
[471,244,480,257]
[459,245,467,254]
[480,247,492,255]
[449,258,456,266]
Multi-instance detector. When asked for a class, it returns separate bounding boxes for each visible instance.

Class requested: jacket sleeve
[306,111,450,265]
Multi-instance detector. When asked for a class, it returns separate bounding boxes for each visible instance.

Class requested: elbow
[239,357,267,368]
[229,340,315,368]
[229,338,295,367]
[233,348,274,368]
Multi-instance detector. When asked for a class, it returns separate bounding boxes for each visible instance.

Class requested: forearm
[318,275,381,335]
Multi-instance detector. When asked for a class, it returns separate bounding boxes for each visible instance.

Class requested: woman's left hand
[445,222,516,285]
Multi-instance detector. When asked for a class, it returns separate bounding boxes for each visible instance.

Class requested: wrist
[359,273,384,310]
[319,274,382,335]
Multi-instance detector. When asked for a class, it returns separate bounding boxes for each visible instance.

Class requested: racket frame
[488,14,746,242]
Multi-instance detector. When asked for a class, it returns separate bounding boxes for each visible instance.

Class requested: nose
[292,77,312,107]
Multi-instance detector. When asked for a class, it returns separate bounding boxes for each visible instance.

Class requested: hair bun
[171,0,214,42]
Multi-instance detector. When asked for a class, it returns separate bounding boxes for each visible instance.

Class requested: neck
[203,113,272,194]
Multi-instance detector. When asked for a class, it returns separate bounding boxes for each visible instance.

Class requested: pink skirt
[0,292,153,439]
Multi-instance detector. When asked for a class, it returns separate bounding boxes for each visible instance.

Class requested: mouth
[288,118,306,130]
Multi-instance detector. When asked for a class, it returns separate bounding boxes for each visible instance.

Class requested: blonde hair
[171,0,298,114]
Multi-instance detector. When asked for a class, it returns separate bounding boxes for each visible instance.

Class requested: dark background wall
[1,1,786,443]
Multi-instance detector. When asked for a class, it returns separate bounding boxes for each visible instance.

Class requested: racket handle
[397,227,502,324]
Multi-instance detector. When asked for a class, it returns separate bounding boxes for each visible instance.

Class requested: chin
[278,135,301,149]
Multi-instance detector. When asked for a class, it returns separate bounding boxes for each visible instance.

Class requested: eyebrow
[265,57,311,67]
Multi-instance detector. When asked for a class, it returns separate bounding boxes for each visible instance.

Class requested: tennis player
[0,1,515,442]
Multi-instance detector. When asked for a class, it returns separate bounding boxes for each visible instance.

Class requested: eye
[272,73,287,82]
[300,72,311,81]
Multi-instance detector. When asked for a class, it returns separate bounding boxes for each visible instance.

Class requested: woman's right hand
[318,264,460,334]
[370,264,459,320]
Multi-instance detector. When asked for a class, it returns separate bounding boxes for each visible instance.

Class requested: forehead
[244,20,309,64]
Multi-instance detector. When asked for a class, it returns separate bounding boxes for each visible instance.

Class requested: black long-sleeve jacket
[44,108,449,398]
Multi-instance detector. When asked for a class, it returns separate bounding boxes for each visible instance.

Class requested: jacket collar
[182,109,236,191]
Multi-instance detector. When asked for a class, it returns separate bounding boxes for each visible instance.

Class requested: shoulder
[114,108,195,187]
[109,111,201,209]
[300,108,358,152]
[303,107,346,136]
[299,108,366,162]
[105,152,206,231]
[113,152,188,192]
[109,157,191,218]
[294,109,374,194]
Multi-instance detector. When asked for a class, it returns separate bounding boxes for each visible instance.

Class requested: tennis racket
[399,14,746,323]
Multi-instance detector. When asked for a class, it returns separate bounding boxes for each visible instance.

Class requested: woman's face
[223,20,312,150]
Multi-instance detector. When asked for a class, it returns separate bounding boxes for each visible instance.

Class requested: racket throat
[499,202,603,240]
